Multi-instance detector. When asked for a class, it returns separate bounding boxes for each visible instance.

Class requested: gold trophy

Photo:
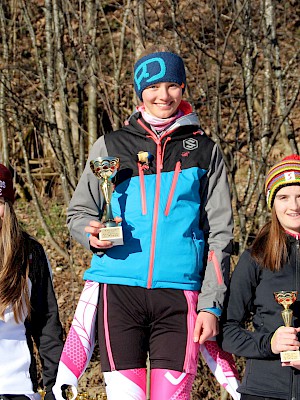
[274,291,300,362]
[90,157,123,245]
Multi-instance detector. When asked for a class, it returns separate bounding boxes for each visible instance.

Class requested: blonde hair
[0,201,30,322]
[251,207,287,271]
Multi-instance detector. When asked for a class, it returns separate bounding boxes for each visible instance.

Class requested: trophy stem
[105,203,117,226]
[281,308,293,327]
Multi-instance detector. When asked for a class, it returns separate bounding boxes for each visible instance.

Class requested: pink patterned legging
[104,368,195,400]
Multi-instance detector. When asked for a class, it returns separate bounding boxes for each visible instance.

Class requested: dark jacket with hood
[220,234,300,399]
[0,233,63,399]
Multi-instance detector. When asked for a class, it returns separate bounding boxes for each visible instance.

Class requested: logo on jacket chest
[183,138,198,151]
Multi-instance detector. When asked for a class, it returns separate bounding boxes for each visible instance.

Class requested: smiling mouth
[155,102,173,107]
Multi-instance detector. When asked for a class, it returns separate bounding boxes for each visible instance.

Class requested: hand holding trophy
[274,290,300,362]
[90,157,123,245]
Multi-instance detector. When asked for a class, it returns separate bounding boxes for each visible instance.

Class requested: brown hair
[251,207,287,271]
[0,201,30,322]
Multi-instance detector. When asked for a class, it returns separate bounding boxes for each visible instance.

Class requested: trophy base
[280,350,300,362]
[99,226,123,246]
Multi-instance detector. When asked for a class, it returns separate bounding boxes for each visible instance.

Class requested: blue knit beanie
[134,51,186,101]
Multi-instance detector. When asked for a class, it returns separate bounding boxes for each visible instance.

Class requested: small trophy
[90,157,123,245]
[274,291,300,362]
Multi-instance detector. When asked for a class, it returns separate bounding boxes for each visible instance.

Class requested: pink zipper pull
[137,163,147,215]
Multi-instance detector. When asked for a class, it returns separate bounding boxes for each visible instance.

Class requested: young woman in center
[66,46,233,399]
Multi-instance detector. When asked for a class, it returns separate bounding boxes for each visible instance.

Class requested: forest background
[0,0,299,398]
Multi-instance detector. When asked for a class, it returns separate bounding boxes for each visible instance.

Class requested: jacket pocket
[208,250,223,285]
[164,161,181,216]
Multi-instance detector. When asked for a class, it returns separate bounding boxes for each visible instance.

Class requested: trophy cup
[90,157,123,245]
[274,290,300,362]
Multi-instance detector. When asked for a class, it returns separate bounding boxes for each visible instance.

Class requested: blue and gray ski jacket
[67,109,233,314]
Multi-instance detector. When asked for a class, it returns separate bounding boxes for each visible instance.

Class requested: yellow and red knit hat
[265,154,300,210]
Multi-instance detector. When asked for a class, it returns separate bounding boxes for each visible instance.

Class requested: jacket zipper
[147,140,162,288]
[137,119,175,288]
[296,236,300,400]
[137,119,184,288]
[291,372,296,400]
[296,236,300,294]
[291,236,300,400]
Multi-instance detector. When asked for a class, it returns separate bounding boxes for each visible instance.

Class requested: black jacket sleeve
[27,238,64,394]
[220,250,274,359]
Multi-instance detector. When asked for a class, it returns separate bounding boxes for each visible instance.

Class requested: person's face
[273,185,300,235]
[142,82,183,119]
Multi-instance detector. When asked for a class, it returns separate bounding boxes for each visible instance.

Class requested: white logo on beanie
[0,180,6,196]
[284,171,296,181]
